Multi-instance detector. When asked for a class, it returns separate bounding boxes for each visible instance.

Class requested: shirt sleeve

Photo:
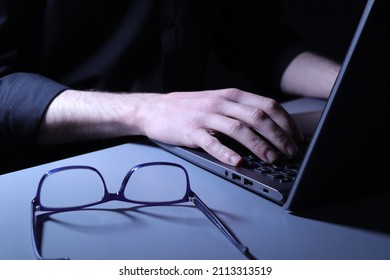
[1,1,69,148]
[0,73,68,147]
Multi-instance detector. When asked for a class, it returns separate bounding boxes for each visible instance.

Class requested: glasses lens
[124,164,188,202]
[39,167,105,209]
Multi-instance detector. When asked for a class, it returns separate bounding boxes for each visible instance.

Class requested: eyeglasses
[31,162,255,259]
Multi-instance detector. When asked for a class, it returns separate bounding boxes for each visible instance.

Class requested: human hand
[137,88,303,166]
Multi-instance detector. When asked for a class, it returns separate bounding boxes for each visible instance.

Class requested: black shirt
[0,0,305,148]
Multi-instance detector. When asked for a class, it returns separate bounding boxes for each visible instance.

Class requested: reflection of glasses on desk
[31,162,255,260]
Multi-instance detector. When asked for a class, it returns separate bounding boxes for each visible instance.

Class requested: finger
[215,100,299,156]
[192,129,242,166]
[204,114,280,163]
[215,89,303,142]
[258,99,303,143]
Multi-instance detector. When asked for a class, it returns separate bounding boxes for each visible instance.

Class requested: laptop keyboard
[240,140,310,184]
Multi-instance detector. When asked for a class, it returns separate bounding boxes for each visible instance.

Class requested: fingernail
[266,150,278,163]
[287,143,298,156]
[230,155,242,166]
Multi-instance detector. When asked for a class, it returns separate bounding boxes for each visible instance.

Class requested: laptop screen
[284,0,389,210]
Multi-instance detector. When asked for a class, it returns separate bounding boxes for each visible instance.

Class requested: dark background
[1,0,370,175]
[280,0,368,63]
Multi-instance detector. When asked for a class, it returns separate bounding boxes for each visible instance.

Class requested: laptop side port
[232,173,241,181]
[244,178,253,187]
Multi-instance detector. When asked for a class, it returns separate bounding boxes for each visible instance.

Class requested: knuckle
[201,136,219,151]
[203,96,222,111]
[183,132,198,148]
[216,146,228,159]
[198,135,230,162]
[263,97,279,111]
[224,88,242,99]
[250,138,268,154]
[248,107,266,121]
[226,120,245,134]
[208,96,221,107]
[273,127,285,140]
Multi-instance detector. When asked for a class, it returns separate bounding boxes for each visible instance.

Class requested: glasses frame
[31,162,254,259]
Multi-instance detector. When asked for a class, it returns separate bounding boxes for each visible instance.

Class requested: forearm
[280,51,341,99]
[37,88,304,167]
[37,89,146,144]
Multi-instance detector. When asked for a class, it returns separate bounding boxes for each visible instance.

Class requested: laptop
[153,0,389,211]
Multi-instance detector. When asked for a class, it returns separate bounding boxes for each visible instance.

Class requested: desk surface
[1,138,390,260]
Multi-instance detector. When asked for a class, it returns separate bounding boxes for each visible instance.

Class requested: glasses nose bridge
[106,191,122,201]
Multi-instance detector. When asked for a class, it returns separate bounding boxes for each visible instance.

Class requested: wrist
[38,90,148,144]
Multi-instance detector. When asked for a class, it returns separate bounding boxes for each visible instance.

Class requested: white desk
[1,138,390,260]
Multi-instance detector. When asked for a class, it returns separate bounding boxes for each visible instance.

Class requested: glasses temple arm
[189,192,256,260]
[31,203,70,260]
[31,203,45,260]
